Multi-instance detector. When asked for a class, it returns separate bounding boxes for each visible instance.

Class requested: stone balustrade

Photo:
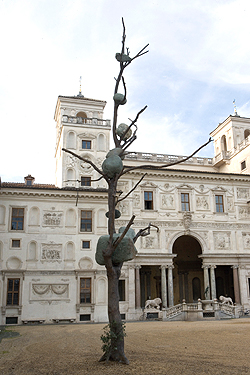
[62,115,111,127]
[125,152,213,166]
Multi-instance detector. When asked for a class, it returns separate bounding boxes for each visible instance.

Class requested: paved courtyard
[0,319,250,374]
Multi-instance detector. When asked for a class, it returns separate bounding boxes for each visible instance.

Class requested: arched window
[221,135,227,152]
[244,129,250,139]
[66,131,76,149]
[77,111,87,124]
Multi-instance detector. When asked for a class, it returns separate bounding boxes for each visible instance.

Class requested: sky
[1,0,250,184]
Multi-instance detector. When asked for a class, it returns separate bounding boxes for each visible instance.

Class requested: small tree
[63,18,211,364]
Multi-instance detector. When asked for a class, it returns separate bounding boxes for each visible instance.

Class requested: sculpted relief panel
[213,232,231,250]
[41,243,62,262]
[31,283,69,301]
[161,194,175,210]
[196,196,209,210]
[43,211,63,227]
[238,206,250,219]
[237,188,249,200]
[243,233,250,249]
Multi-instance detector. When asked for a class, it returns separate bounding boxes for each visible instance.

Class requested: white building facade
[1,94,250,324]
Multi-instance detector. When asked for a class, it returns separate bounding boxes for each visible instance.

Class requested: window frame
[215,194,224,213]
[80,277,91,304]
[81,176,91,187]
[181,193,190,212]
[11,207,24,231]
[80,210,92,232]
[241,160,246,171]
[6,278,20,306]
[11,239,21,249]
[82,240,90,249]
[144,191,154,210]
[118,279,126,301]
[81,140,91,150]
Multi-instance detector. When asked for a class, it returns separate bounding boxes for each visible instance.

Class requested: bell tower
[54,94,111,188]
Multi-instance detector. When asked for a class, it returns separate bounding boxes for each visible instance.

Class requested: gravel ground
[0,319,250,375]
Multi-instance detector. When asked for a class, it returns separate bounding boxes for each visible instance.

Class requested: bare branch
[112,215,135,250]
[62,148,107,180]
[121,137,213,175]
[133,222,159,243]
[116,173,147,204]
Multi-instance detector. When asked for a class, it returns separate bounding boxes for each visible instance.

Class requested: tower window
[241,160,246,171]
[215,195,224,213]
[81,177,91,186]
[144,192,153,210]
[181,193,190,211]
[82,140,91,149]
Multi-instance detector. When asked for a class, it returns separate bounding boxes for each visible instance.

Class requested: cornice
[0,190,108,200]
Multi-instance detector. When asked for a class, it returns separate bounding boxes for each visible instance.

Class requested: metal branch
[121,137,213,175]
[112,215,135,250]
[116,173,147,204]
[62,148,107,180]
[133,222,159,243]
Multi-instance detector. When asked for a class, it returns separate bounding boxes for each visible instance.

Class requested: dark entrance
[216,265,235,301]
[173,235,203,304]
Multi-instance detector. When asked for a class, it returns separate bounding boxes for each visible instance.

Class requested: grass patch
[0,328,20,343]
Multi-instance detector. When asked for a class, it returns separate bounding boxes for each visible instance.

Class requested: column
[232,265,241,304]
[184,272,189,302]
[210,265,217,300]
[203,265,210,300]
[168,265,174,307]
[178,272,184,302]
[160,265,167,308]
[128,266,136,311]
[135,266,141,309]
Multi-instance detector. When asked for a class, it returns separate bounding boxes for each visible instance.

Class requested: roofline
[210,115,250,137]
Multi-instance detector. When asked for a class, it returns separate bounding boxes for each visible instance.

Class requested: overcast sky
[1,0,250,183]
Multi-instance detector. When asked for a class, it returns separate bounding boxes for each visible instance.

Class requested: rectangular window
[81,177,91,186]
[80,211,92,232]
[82,140,91,149]
[12,239,20,248]
[7,279,20,305]
[181,193,190,211]
[80,278,91,303]
[82,240,90,249]
[144,191,153,210]
[241,160,246,170]
[11,208,24,230]
[118,280,125,301]
[215,195,224,213]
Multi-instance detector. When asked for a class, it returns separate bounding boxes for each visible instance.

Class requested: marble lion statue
[145,297,162,309]
[219,295,233,305]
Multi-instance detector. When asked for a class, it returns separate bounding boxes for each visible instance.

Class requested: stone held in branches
[115,52,131,63]
[113,93,127,105]
[95,227,137,265]
[102,148,124,178]
[116,123,132,141]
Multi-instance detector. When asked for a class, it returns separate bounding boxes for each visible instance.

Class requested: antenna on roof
[233,99,238,116]
[78,76,84,97]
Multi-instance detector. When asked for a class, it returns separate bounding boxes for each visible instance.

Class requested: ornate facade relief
[41,243,62,262]
[239,206,250,219]
[213,232,231,250]
[227,197,235,211]
[66,154,76,168]
[31,283,69,301]
[196,196,209,210]
[117,181,129,193]
[237,188,250,200]
[183,212,192,232]
[243,233,250,249]
[43,211,63,227]
[133,193,140,207]
[116,201,129,215]
[161,194,175,209]
[78,257,93,269]
[142,236,155,249]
